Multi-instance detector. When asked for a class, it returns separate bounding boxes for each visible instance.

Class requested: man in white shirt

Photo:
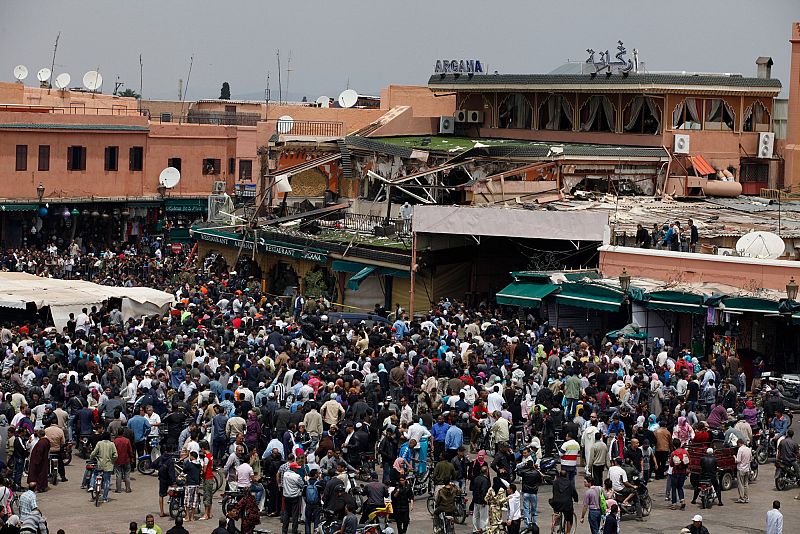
[608,457,628,493]
[506,483,522,534]
[766,500,783,534]
[487,386,504,414]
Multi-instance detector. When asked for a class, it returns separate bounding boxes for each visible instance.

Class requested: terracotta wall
[380,85,455,117]
[0,82,141,114]
[599,246,800,292]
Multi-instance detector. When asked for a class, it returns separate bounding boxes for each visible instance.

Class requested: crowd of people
[633,219,699,252]
[0,240,793,534]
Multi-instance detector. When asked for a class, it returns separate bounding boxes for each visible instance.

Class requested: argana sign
[434,59,484,75]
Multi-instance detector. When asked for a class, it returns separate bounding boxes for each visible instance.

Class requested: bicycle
[550,511,576,534]
[426,490,467,524]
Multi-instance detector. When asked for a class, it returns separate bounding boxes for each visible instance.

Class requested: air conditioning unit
[674,134,690,154]
[212,181,226,193]
[439,116,455,135]
[160,113,172,123]
[467,110,484,124]
[454,110,468,122]
[758,132,775,159]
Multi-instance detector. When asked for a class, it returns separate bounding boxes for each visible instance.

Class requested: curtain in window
[672,101,684,129]
[560,97,573,130]
[645,97,661,134]
[601,97,615,131]
[706,99,722,122]
[581,96,601,131]
[625,97,645,131]
[685,98,701,126]
[546,95,559,130]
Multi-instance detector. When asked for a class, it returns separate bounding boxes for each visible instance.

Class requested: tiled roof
[345,136,414,158]
[428,73,781,91]
[0,123,149,132]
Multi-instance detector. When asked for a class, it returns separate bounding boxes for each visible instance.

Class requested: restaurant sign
[434,59,484,75]
[193,228,328,263]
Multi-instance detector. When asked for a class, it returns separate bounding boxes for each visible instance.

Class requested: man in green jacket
[90,431,118,503]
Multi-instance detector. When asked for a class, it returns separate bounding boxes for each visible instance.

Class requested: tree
[219,82,231,100]
[118,88,140,99]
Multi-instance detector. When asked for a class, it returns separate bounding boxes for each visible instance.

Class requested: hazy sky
[1,0,797,101]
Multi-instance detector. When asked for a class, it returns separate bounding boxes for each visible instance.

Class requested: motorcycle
[538,456,560,485]
[774,459,800,491]
[220,487,245,516]
[616,475,652,519]
[85,461,104,507]
[48,454,59,486]
[78,436,92,460]
[63,441,74,466]
[696,478,718,509]
[755,430,777,464]
[137,434,162,475]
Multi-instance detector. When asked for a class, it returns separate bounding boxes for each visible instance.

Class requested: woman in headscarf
[649,373,664,416]
[672,416,694,446]
[468,450,488,488]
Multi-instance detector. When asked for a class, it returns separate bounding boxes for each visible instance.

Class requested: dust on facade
[3,25,800,373]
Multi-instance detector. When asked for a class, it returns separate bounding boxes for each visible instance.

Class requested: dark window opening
[129,146,144,171]
[239,160,253,181]
[580,96,616,132]
[704,99,735,131]
[672,98,702,130]
[104,146,119,171]
[228,157,236,175]
[498,94,532,129]
[67,146,87,171]
[167,157,182,172]
[203,158,221,175]
[38,145,50,171]
[537,94,573,131]
[15,145,27,171]
[743,101,771,133]
[623,97,661,134]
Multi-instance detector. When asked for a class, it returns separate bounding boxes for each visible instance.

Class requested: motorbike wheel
[353,491,365,513]
[213,469,224,493]
[137,458,155,476]
[641,495,652,517]
[721,472,734,492]
[775,477,788,491]
[63,448,73,466]
[426,496,435,516]
[749,465,759,482]
[169,498,181,518]
[456,499,467,524]
[94,486,101,507]
[756,447,769,465]
[700,494,709,509]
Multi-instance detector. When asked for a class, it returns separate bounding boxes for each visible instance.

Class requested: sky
[1,0,797,101]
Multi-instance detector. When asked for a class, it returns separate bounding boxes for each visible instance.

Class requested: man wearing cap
[686,514,710,534]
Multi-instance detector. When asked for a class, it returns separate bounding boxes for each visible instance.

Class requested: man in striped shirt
[560,432,581,486]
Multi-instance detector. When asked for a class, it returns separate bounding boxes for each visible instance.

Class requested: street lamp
[787,277,798,302]
[36,183,45,203]
[157,184,167,199]
[619,268,631,294]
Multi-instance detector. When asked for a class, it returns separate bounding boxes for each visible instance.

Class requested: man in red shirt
[670,438,689,510]
[199,440,215,521]
[113,432,134,493]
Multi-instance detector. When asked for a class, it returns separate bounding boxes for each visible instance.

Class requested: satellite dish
[82,70,103,91]
[274,174,293,194]
[37,68,52,82]
[54,73,71,90]
[735,231,785,259]
[315,96,330,108]
[338,89,358,108]
[13,65,28,81]
[159,167,181,189]
[277,115,294,134]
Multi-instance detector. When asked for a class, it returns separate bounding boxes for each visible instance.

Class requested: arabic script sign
[434,59,484,75]
[586,41,634,75]
[195,229,328,263]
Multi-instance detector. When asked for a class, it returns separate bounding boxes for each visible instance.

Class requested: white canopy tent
[0,272,174,330]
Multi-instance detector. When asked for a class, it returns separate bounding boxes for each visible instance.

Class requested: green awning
[128,201,161,208]
[555,283,623,312]
[169,228,192,242]
[333,260,410,279]
[0,203,38,212]
[510,271,553,282]
[165,198,207,212]
[346,266,377,290]
[721,296,779,315]
[496,282,558,308]
[643,290,706,314]
[563,271,601,281]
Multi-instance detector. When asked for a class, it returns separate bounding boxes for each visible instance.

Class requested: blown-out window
[580,96,616,132]
[672,98,702,130]
[623,96,661,134]
[743,101,771,133]
[704,99,735,131]
[498,94,533,129]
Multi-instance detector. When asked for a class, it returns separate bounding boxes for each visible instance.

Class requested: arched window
[704,98,735,131]
[537,94,573,131]
[743,101,771,132]
[672,98,701,130]
[498,94,533,129]
[580,96,616,132]
[623,96,661,134]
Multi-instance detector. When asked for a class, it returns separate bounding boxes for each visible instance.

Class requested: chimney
[756,56,773,79]
[783,22,800,189]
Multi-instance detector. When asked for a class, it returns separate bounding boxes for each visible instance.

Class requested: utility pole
[285,49,292,103]
[276,50,282,105]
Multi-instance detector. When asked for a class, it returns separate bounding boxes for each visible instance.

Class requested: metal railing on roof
[0,104,143,117]
[760,188,800,201]
[266,119,344,137]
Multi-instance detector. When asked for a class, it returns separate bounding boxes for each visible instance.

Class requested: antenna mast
[48,31,60,93]
[139,54,143,98]
[276,50,282,104]
[285,50,292,103]
[180,55,194,122]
